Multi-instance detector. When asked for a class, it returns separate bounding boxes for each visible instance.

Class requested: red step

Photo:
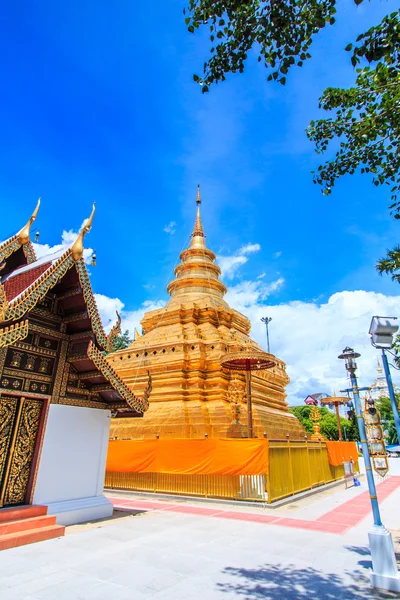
[0,514,57,536]
[0,505,47,523]
[0,525,65,551]
[0,505,65,550]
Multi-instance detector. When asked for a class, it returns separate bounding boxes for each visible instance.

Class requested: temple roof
[0,202,149,414]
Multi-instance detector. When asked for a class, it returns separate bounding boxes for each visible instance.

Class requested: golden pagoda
[109,187,305,440]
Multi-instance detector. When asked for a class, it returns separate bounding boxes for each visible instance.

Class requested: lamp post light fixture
[369,316,400,444]
[338,346,400,592]
[260,317,272,354]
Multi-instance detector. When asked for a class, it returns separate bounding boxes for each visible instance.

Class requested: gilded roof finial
[191,184,205,241]
[71,203,96,261]
[377,358,382,373]
[18,198,41,246]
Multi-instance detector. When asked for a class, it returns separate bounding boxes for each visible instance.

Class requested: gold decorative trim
[66,386,91,396]
[29,323,67,339]
[52,340,69,403]
[31,307,62,322]
[28,399,49,503]
[0,388,51,400]
[62,311,88,324]
[0,237,21,265]
[78,370,99,380]
[87,341,149,413]
[70,331,94,342]
[0,348,7,375]
[5,251,75,321]
[0,321,29,348]
[13,341,56,357]
[75,259,107,348]
[58,396,106,410]
[3,368,51,383]
[22,241,37,265]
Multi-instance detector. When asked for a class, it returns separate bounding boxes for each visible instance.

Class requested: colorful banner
[325,441,358,467]
[106,438,269,476]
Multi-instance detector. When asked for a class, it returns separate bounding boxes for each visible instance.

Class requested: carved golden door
[0,396,43,507]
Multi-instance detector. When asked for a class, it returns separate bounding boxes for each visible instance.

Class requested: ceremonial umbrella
[320,396,348,441]
[220,347,276,438]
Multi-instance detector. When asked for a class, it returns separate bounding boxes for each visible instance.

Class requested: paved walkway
[0,477,399,600]
[109,475,400,535]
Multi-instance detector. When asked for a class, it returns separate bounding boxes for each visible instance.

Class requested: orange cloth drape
[106,439,269,476]
[325,441,358,466]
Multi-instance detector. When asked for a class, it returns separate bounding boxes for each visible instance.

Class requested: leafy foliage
[307,11,400,206]
[290,405,359,441]
[185,0,342,92]
[112,330,133,352]
[185,3,400,210]
[376,245,400,283]
[376,395,399,444]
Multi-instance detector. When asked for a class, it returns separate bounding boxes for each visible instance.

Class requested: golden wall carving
[2,398,42,505]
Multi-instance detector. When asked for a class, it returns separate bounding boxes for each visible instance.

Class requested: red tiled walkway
[109,475,400,536]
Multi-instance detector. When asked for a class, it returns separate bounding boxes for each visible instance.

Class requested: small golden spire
[190,184,205,247]
[134,327,142,341]
[18,198,41,246]
[71,203,95,261]
[377,358,383,373]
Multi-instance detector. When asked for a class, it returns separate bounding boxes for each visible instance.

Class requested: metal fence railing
[105,439,357,504]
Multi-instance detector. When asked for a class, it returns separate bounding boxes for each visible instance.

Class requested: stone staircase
[0,505,65,551]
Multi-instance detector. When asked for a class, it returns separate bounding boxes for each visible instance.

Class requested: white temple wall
[33,404,113,525]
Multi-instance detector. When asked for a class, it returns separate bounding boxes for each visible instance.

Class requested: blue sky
[1,1,399,401]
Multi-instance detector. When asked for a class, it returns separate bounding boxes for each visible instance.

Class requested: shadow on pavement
[216,564,398,599]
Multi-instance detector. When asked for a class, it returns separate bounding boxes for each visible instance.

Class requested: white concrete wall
[33,404,113,525]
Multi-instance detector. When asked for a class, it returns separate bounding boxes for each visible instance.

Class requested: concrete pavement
[0,477,399,599]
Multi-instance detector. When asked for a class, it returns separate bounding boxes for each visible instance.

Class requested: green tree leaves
[184,0,342,90]
[307,11,400,209]
[290,405,359,441]
[111,330,133,352]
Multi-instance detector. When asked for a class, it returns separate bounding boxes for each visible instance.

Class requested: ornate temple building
[0,201,149,530]
[109,188,305,440]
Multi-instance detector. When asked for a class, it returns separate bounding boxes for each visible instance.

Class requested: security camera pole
[338,347,400,592]
[369,316,400,444]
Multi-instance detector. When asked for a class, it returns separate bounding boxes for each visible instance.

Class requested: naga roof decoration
[106,311,122,353]
[0,199,40,267]
[87,341,150,413]
[0,320,29,348]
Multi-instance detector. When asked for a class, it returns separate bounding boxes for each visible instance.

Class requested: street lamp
[260,317,272,354]
[369,316,400,444]
[338,347,400,592]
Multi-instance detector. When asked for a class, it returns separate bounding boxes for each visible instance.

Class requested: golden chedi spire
[17,198,41,246]
[108,185,306,442]
[167,185,227,305]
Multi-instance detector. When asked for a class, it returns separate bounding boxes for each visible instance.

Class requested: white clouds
[94,293,165,336]
[226,288,400,406]
[94,278,400,409]
[274,251,282,258]
[164,221,176,235]
[33,228,94,264]
[238,243,261,255]
[217,242,261,280]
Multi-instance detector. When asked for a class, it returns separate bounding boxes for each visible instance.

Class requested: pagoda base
[110,399,305,440]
